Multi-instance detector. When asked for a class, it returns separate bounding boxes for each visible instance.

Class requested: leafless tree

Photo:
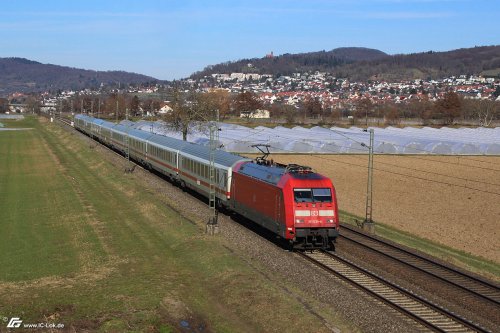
[163,90,213,141]
[470,99,499,127]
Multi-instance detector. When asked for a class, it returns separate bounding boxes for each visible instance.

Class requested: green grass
[0,115,38,128]
[339,210,500,280]
[0,117,352,332]
[0,122,99,280]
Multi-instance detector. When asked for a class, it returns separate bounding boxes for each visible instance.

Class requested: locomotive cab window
[294,189,313,202]
[294,188,332,202]
[312,188,332,202]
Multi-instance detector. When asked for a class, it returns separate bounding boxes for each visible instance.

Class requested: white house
[240,109,270,119]
[158,104,173,114]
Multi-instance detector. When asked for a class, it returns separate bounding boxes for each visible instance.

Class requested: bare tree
[434,91,461,124]
[354,97,373,126]
[24,96,41,114]
[383,103,401,125]
[203,89,231,121]
[470,99,499,127]
[232,91,262,119]
[0,98,9,113]
[129,95,140,116]
[303,96,323,119]
[163,90,210,141]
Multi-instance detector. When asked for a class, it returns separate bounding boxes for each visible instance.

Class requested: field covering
[256,154,500,279]
[0,117,351,332]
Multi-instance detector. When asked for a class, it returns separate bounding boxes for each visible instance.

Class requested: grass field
[0,117,351,332]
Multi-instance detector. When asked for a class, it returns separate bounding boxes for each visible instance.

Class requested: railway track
[339,224,500,306]
[299,250,490,333]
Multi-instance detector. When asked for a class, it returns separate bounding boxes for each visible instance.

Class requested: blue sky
[1,0,498,80]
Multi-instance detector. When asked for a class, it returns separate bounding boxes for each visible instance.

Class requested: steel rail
[298,250,489,333]
[340,224,500,306]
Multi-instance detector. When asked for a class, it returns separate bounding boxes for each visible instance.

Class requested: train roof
[238,162,285,185]
[75,114,92,122]
[75,115,249,168]
[180,142,249,168]
[147,133,188,151]
[99,120,119,130]
[114,124,155,141]
[237,162,325,185]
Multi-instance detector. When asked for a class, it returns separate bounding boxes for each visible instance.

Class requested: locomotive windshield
[294,188,332,202]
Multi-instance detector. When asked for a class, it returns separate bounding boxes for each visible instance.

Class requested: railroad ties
[299,251,489,333]
[340,224,500,306]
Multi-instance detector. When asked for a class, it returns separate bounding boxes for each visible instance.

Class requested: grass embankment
[0,117,347,332]
[339,211,500,280]
[0,116,38,128]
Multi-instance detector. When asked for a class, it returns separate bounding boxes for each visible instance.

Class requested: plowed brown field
[250,154,500,263]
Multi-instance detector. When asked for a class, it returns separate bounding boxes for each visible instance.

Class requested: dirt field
[256,154,500,264]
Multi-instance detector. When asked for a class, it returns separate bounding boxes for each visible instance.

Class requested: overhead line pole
[362,128,375,233]
[206,109,220,235]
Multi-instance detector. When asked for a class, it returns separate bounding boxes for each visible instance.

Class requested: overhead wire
[341,154,500,187]
[264,144,500,197]
[215,126,500,196]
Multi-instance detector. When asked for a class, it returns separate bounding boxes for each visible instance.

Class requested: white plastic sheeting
[128,120,500,155]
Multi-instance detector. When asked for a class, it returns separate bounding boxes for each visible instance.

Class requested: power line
[310,154,500,197]
[374,153,500,173]
[343,154,500,188]
[259,144,500,197]
[230,128,500,173]
[226,129,500,186]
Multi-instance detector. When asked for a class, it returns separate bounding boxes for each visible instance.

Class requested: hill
[335,45,500,81]
[191,47,389,78]
[191,45,500,81]
[0,57,158,96]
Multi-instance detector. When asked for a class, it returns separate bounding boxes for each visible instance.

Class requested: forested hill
[336,45,500,81]
[191,45,500,81]
[191,47,389,78]
[0,57,158,95]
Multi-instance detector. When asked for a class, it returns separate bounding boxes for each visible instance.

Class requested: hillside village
[188,72,500,108]
[3,71,500,125]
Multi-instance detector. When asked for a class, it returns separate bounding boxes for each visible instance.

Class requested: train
[74,114,340,250]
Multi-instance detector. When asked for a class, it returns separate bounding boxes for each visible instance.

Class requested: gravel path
[67,124,424,333]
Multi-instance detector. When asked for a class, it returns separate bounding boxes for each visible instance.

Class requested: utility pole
[116,99,119,123]
[362,128,375,233]
[97,98,101,119]
[206,109,220,235]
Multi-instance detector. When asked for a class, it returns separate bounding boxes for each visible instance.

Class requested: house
[158,104,173,114]
[240,109,270,119]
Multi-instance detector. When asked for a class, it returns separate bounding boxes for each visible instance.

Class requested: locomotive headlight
[327,219,334,223]
[295,219,304,223]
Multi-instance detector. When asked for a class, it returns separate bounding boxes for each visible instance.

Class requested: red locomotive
[229,149,339,250]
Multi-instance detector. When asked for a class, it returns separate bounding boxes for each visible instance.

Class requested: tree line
[2,90,498,140]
